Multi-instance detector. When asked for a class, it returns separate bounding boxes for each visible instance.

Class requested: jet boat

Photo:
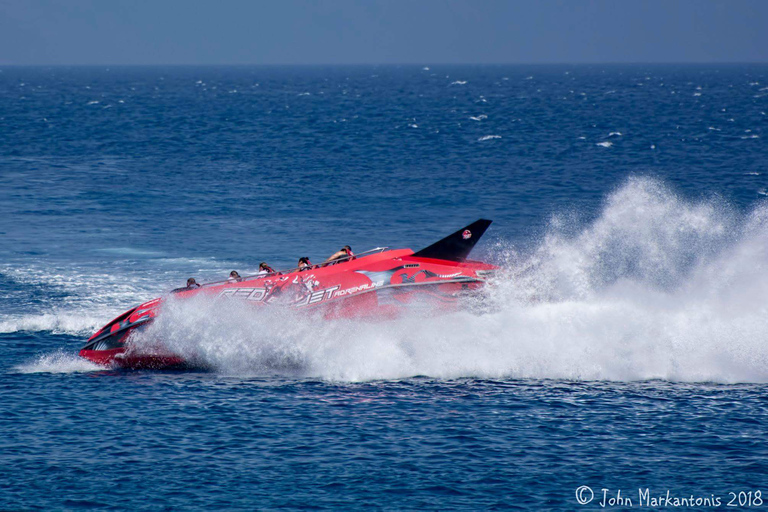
[80,220,495,369]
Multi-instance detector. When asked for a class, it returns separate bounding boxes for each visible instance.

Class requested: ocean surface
[1,64,768,510]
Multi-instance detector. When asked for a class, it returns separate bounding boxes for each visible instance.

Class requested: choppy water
[2,65,768,510]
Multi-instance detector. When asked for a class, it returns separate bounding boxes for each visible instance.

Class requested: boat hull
[80,220,496,370]
[79,347,188,370]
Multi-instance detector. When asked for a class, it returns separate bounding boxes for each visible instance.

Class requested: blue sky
[1,0,766,65]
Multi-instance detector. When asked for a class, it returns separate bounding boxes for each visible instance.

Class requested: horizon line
[1,61,768,68]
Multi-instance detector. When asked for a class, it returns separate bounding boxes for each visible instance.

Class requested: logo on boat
[334,282,379,297]
[462,230,472,240]
[301,285,341,306]
[218,287,267,302]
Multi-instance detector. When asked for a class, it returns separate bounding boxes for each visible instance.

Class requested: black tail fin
[412,219,492,262]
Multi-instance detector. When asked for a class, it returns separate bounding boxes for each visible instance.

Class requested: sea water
[1,65,767,509]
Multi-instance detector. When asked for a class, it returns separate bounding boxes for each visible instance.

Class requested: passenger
[257,262,275,276]
[323,245,353,265]
[228,271,242,283]
[171,277,202,293]
[297,257,312,271]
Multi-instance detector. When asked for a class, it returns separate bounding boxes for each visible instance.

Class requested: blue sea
[1,65,768,510]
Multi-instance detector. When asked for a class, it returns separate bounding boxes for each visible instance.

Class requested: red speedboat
[79,220,495,369]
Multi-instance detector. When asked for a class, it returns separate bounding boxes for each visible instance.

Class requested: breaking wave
[126,177,768,383]
[0,256,238,336]
[0,313,106,336]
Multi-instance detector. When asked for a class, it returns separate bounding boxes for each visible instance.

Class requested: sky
[1,0,767,65]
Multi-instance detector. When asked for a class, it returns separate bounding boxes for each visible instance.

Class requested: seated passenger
[228,271,242,283]
[297,257,312,271]
[257,262,275,275]
[323,245,353,265]
[171,277,202,293]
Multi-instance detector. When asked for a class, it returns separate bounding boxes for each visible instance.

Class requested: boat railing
[193,247,390,289]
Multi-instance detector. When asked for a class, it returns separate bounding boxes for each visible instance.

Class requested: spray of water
[15,350,104,374]
[123,178,768,383]
[8,178,768,382]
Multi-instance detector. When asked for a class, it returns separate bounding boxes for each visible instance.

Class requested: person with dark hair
[228,271,242,283]
[171,277,202,293]
[323,245,353,265]
[257,262,275,276]
[297,257,312,271]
